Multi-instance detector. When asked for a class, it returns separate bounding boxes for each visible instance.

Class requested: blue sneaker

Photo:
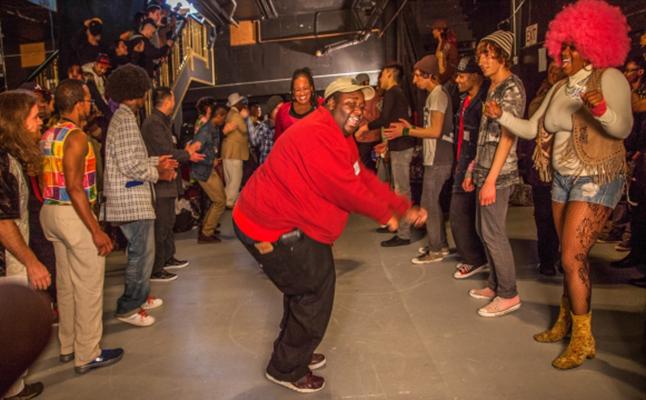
[75,348,124,374]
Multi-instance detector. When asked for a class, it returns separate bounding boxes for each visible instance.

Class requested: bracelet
[591,100,607,117]
[402,127,410,137]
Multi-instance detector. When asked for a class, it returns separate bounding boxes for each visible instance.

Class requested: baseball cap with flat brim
[324,77,375,102]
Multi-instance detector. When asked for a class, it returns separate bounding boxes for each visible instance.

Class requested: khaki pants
[198,171,226,236]
[223,159,243,207]
[40,204,104,366]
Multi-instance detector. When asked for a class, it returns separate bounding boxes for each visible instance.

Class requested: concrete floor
[29,207,645,400]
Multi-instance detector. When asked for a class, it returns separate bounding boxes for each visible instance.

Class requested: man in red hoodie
[233,77,427,393]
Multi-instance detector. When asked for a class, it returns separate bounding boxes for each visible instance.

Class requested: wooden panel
[19,42,46,68]
[230,21,257,46]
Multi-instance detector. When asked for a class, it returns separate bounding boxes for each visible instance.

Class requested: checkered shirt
[102,104,159,222]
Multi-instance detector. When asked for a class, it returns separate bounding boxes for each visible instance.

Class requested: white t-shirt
[422,85,454,166]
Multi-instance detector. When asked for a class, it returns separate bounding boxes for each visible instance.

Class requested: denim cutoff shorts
[551,171,624,209]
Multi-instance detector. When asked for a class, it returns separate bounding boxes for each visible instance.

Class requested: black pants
[153,196,176,274]
[234,222,336,382]
[357,141,379,172]
[449,190,487,266]
[630,200,646,261]
[532,184,559,267]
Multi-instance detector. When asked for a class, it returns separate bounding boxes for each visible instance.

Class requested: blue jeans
[116,219,155,316]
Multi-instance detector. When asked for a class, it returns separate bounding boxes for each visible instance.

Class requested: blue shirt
[248,119,275,164]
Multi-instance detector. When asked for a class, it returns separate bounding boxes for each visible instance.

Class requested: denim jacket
[191,121,221,182]
[453,80,490,193]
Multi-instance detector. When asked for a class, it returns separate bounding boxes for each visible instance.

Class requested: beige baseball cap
[324,77,375,102]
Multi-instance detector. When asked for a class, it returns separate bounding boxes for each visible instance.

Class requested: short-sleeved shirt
[422,85,454,166]
[473,74,526,188]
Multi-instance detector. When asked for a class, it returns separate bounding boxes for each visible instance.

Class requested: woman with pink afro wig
[482,0,634,370]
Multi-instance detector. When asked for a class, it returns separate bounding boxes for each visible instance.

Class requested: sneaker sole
[411,256,445,264]
[150,275,178,282]
[454,265,489,279]
[309,358,326,370]
[164,262,190,270]
[116,316,155,327]
[264,372,325,393]
[468,289,495,300]
[478,302,521,317]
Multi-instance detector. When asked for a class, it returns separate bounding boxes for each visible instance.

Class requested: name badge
[464,130,471,142]
[353,161,361,176]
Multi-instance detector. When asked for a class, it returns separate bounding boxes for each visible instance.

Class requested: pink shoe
[478,296,521,317]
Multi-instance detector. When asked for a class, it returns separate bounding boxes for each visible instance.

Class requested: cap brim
[331,85,375,101]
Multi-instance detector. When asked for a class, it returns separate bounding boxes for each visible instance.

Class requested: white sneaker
[117,309,155,327]
[477,296,522,317]
[141,296,163,311]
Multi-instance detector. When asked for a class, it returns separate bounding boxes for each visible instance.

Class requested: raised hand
[484,100,502,119]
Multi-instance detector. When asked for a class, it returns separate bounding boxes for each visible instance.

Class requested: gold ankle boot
[552,311,596,370]
[534,297,571,343]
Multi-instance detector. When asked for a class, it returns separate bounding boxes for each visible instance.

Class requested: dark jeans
[450,190,487,266]
[153,196,176,274]
[234,222,336,382]
[357,141,379,172]
[631,201,646,261]
[531,184,559,267]
[116,219,155,316]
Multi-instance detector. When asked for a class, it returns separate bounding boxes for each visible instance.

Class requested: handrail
[21,49,60,90]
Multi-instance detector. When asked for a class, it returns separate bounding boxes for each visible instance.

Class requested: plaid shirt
[248,119,274,164]
[103,105,159,222]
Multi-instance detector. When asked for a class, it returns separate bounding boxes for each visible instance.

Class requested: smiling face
[292,76,313,106]
[455,72,478,94]
[560,43,587,76]
[329,91,365,136]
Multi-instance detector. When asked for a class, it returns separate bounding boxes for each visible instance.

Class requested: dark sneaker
[5,382,44,400]
[380,236,410,247]
[538,263,557,276]
[59,352,74,363]
[164,257,189,270]
[150,269,177,282]
[265,371,325,393]
[309,353,326,370]
[412,250,446,264]
[198,232,221,244]
[453,263,489,279]
[75,348,124,374]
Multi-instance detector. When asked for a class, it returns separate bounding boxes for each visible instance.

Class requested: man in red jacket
[233,77,427,393]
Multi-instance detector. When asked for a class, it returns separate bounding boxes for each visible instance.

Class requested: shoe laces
[137,309,150,319]
[146,296,157,304]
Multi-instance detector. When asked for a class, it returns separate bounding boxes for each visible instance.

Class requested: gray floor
[29,207,645,400]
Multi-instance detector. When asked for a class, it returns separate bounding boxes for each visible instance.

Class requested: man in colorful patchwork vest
[40,79,124,375]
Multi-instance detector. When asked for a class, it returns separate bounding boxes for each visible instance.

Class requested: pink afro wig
[545,0,630,68]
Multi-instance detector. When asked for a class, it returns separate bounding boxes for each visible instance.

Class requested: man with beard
[232,77,427,393]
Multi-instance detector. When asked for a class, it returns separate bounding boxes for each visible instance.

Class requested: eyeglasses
[83,99,95,105]
[624,68,640,73]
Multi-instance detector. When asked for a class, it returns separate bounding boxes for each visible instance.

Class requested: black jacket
[141,36,170,77]
[141,109,188,198]
[367,85,416,151]
[452,80,490,192]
